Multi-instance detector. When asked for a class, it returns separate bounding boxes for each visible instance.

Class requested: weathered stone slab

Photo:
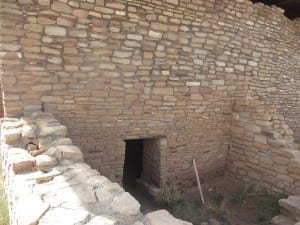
[35,154,57,172]
[111,192,141,216]
[11,150,36,173]
[39,208,89,225]
[16,195,50,225]
[3,128,21,145]
[21,124,37,138]
[45,145,83,162]
[95,187,114,203]
[145,210,193,225]
[39,125,67,137]
[86,216,117,225]
[60,145,84,162]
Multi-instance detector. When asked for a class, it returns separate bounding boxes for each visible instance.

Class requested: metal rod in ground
[192,157,205,204]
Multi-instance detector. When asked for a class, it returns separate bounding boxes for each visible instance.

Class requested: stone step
[271,214,295,225]
[279,196,300,221]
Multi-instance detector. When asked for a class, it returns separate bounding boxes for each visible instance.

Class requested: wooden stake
[193,158,205,204]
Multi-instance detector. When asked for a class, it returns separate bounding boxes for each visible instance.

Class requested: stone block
[12,151,36,173]
[186,82,200,87]
[38,0,50,6]
[24,24,43,32]
[127,34,143,40]
[39,208,89,225]
[95,187,114,203]
[111,192,141,216]
[73,9,89,18]
[36,155,57,172]
[39,125,67,137]
[149,30,162,39]
[145,210,192,225]
[16,195,50,225]
[113,51,133,58]
[60,145,84,162]
[166,0,179,5]
[3,129,21,145]
[153,87,173,95]
[57,17,74,27]
[21,124,37,138]
[51,2,72,14]
[86,216,117,225]
[69,29,87,38]
[45,26,67,36]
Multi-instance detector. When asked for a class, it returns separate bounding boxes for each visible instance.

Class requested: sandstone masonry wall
[0,0,299,188]
[0,113,192,225]
[227,98,300,194]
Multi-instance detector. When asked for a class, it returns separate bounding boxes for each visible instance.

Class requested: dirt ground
[135,176,282,225]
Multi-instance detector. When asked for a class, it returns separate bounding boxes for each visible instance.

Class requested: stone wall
[227,98,300,194]
[0,113,192,225]
[243,7,300,142]
[0,0,299,188]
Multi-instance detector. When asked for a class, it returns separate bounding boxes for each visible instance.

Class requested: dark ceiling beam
[277,0,300,6]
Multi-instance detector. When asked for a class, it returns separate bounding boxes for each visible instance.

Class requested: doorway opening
[123,139,144,193]
[123,137,162,195]
[123,137,163,212]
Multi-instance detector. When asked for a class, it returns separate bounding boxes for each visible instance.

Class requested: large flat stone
[39,125,67,137]
[16,195,50,225]
[271,214,294,225]
[60,145,84,162]
[44,145,84,162]
[145,210,193,225]
[35,154,57,172]
[3,128,21,145]
[12,151,36,173]
[279,196,300,221]
[86,216,117,225]
[111,192,140,216]
[21,124,37,138]
[39,208,89,225]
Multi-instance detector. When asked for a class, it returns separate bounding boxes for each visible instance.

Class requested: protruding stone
[45,145,84,162]
[36,155,57,172]
[271,215,294,225]
[3,129,21,145]
[111,192,141,216]
[12,151,36,173]
[39,125,67,137]
[21,124,37,139]
[279,196,300,221]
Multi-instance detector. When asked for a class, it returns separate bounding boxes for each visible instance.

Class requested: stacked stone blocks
[0,112,191,225]
[227,98,300,195]
[0,0,299,190]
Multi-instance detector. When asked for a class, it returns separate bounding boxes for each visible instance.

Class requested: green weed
[230,184,257,204]
[255,193,283,224]
[154,184,182,208]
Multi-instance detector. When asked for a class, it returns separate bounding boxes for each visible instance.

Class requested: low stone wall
[227,98,300,195]
[0,112,192,225]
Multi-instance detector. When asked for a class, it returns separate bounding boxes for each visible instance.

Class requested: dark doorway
[123,139,144,193]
